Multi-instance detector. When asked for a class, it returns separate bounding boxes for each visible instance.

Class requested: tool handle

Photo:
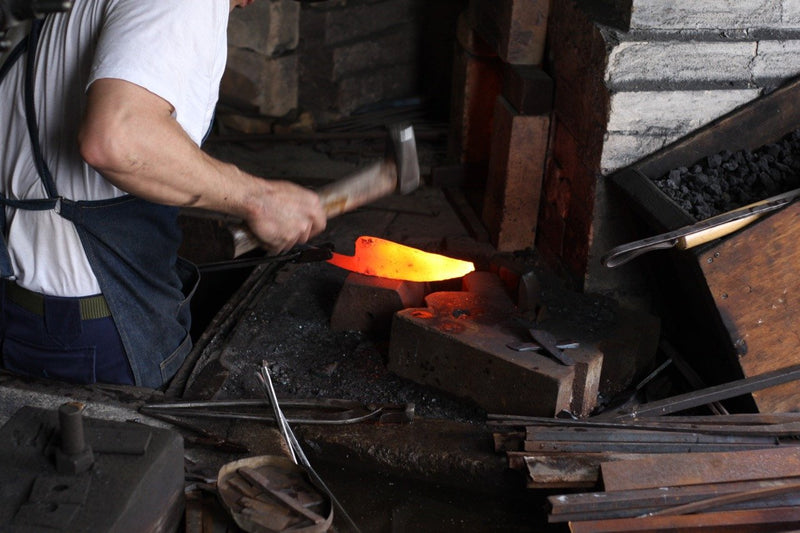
[677,213,764,250]
[316,159,397,218]
[230,160,397,257]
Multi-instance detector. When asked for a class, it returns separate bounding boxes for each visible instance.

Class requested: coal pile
[652,129,800,220]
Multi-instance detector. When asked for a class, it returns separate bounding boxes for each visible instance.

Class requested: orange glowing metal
[327,236,475,282]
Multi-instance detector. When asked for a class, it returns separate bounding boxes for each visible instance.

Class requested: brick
[606,41,756,89]
[448,29,504,168]
[628,0,781,30]
[536,117,594,280]
[228,0,300,56]
[221,48,298,117]
[482,96,550,252]
[785,0,800,26]
[752,40,800,80]
[309,0,415,46]
[501,65,553,116]
[387,274,603,417]
[330,273,426,334]
[461,271,517,311]
[605,89,758,134]
[548,1,610,169]
[455,8,496,58]
[336,62,418,115]
[331,24,419,81]
[600,88,758,172]
[468,0,550,65]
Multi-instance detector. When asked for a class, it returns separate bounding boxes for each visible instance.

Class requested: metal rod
[618,363,800,419]
[256,362,362,533]
[139,407,381,425]
[256,364,296,464]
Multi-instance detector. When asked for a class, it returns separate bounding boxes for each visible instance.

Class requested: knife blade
[326,236,475,282]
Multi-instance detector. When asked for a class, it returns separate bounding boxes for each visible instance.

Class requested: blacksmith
[0,0,326,387]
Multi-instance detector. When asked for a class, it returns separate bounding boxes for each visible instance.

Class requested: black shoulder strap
[24,18,59,199]
[0,34,28,84]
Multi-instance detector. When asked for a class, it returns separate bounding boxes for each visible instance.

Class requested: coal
[651,129,800,220]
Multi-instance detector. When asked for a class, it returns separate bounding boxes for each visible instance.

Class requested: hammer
[230,124,420,256]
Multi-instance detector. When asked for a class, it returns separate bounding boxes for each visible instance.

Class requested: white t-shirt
[0,0,229,296]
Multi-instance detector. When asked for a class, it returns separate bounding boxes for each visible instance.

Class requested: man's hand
[79,78,326,253]
[243,179,326,254]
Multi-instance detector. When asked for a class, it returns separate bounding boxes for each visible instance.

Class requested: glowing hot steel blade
[327,236,475,282]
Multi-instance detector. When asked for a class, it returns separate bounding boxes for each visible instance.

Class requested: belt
[5,282,112,320]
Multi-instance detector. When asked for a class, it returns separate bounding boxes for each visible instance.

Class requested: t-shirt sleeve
[88,0,228,142]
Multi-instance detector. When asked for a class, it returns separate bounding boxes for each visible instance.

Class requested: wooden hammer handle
[317,159,397,218]
[230,160,398,257]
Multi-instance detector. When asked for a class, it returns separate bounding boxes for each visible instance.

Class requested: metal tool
[506,341,580,352]
[196,243,334,273]
[256,361,361,533]
[140,398,413,425]
[607,362,800,420]
[231,123,420,257]
[256,363,297,463]
[601,186,800,267]
[527,328,575,366]
[137,410,250,454]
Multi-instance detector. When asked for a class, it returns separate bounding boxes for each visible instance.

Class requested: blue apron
[0,19,199,388]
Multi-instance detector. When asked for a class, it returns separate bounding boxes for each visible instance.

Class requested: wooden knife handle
[677,213,765,249]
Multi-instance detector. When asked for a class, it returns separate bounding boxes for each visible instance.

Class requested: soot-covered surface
[652,128,800,220]
[211,259,486,423]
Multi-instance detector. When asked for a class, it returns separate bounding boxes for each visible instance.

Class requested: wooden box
[609,77,800,413]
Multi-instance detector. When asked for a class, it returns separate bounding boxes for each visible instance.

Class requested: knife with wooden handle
[601,187,800,268]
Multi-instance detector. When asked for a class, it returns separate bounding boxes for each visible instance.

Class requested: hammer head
[388,124,420,195]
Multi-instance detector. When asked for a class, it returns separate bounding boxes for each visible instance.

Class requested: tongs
[196,243,335,273]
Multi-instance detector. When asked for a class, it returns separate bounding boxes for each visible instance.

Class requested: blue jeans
[0,282,134,385]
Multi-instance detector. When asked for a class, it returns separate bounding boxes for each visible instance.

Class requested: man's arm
[78,78,326,253]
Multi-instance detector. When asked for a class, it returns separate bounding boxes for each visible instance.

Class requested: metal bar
[526,426,779,444]
[525,440,782,454]
[648,480,800,517]
[569,505,800,532]
[140,407,381,425]
[548,478,800,519]
[661,340,728,415]
[141,410,250,454]
[144,398,364,410]
[492,415,800,437]
[615,363,800,419]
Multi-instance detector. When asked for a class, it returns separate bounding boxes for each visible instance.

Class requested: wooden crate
[609,77,800,413]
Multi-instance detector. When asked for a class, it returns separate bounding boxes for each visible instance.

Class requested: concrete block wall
[602,0,800,173]
[540,0,800,295]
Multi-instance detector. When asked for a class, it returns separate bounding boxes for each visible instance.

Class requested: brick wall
[219,0,800,304]
[541,0,800,296]
[221,0,461,128]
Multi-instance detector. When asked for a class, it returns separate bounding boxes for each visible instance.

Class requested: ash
[652,129,800,220]
[215,262,485,423]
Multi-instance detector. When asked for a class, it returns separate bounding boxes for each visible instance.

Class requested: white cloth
[0,0,229,296]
